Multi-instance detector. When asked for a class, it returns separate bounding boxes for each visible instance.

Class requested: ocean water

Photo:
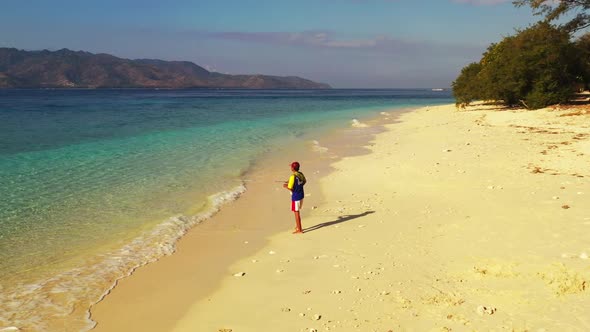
[0,88,453,330]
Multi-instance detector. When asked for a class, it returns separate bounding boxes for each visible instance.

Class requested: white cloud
[207,30,483,58]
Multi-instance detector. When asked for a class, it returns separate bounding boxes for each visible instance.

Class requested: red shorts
[291,200,302,212]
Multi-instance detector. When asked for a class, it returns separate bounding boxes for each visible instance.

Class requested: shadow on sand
[303,211,375,233]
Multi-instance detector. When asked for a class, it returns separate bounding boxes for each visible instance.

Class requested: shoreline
[95,101,589,331]
[89,105,412,331]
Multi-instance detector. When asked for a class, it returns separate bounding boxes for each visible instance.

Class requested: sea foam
[351,119,369,128]
[311,140,329,153]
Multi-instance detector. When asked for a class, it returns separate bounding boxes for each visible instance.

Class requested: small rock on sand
[281,307,291,312]
[314,314,322,320]
[233,272,246,277]
[562,205,571,209]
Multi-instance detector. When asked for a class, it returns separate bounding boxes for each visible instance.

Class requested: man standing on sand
[283,161,306,234]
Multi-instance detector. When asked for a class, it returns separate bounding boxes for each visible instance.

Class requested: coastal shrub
[452,62,482,105]
[453,22,581,109]
[575,33,590,90]
[477,39,527,106]
[514,22,580,108]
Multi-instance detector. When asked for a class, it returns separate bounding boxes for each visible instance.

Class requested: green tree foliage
[452,22,581,109]
[452,62,482,105]
[514,0,590,32]
[575,32,590,88]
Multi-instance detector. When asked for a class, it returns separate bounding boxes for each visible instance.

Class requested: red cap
[290,161,300,171]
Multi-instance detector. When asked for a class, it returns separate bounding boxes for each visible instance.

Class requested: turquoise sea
[0,88,453,330]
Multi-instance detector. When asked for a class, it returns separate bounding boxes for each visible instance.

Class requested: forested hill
[0,48,331,89]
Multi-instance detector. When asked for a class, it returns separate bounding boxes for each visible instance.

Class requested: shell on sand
[476,305,496,315]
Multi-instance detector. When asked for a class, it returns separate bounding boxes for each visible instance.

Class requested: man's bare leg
[293,211,303,234]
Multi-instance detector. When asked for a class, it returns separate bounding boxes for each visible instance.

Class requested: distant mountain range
[0,48,331,89]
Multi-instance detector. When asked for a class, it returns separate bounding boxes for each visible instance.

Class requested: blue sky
[0,0,544,88]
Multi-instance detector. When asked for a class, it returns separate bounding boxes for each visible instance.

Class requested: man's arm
[283,174,294,190]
